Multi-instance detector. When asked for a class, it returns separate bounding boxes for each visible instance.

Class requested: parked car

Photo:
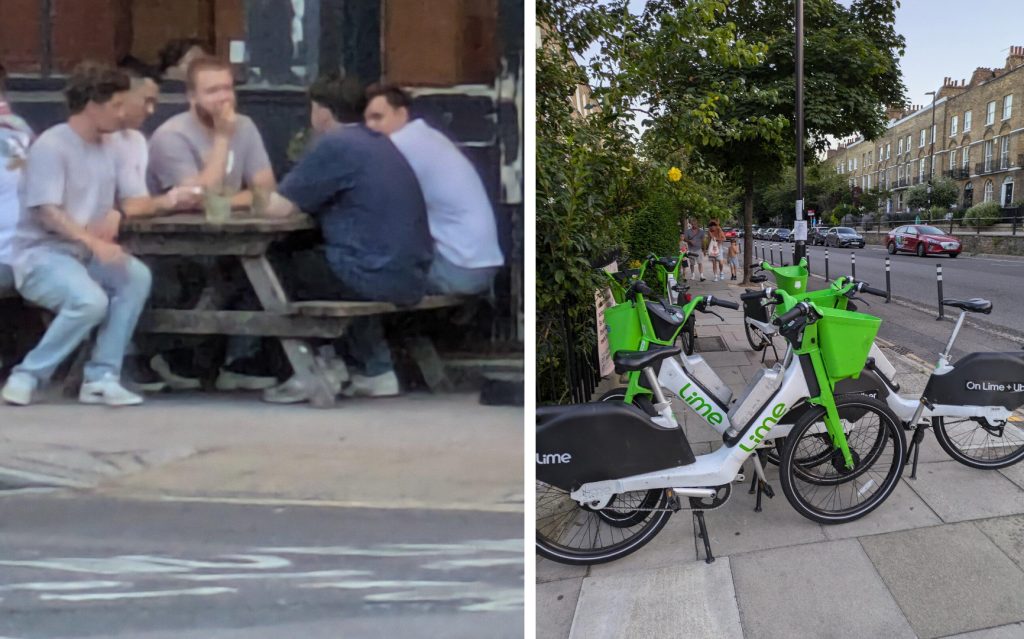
[886,224,962,258]
[736,228,745,239]
[810,226,830,245]
[758,228,774,240]
[723,227,739,239]
[771,228,792,242]
[824,226,865,248]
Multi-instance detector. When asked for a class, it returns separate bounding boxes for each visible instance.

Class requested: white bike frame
[572,351,813,508]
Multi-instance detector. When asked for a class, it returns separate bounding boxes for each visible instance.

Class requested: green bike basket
[770,263,809,295]
[604,302,643,356]
[815,306,881,381]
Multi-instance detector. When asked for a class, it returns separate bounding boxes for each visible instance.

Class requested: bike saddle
[613,346,681,374]
[658,257,677,269]
[750,273,768,283]
[672,284,689,293]
[942,298,993,314]
[612,271,632,283]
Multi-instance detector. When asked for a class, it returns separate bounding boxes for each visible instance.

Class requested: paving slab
[903,460,1024,523]
[699,351,755,368]
[588,515,696,577]
[975,514,1024,572]
[822,479,943,541]
[859,522,1024,638]
[537,556,589,584]
[537,577,583,639]
[701,482,827,557]
[946,622,1024,638]
[569,559,743,639]
[999,461,1024,491]
[730,538,915,639]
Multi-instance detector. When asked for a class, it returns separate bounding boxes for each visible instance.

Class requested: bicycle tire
[933,415,1024,469]
[744,318,769,352]
[779,395,906,525]
[679,317,696,355]
[536,481,672,565]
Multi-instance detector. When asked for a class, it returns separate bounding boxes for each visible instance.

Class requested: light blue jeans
[427,252,500,296]
[13,250,152,383]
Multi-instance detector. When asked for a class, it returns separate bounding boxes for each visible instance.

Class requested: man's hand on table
[160,185,203,211]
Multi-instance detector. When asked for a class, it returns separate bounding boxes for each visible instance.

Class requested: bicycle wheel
[933,415,1024,469]
[536,481,672,565]
[779,395,906,525]
[678,317,695,355]
[744,318,769,352]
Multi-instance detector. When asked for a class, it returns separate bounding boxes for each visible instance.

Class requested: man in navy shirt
[261,75,432,402]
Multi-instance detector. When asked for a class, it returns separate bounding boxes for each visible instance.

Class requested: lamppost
[927,90,937,211]
[794,0,807,262]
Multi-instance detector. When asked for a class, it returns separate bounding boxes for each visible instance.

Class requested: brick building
[826,46,1024,214]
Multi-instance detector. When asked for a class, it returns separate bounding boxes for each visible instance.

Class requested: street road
[0,493,523,638]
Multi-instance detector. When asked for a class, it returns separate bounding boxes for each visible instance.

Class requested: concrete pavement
[538,277,1024,639]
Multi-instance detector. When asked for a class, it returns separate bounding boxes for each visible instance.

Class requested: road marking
[257,540,524,559]
[362,583,524,612]
[0,581,125,592]
[423,558,524,570]
[301,579,467,590]
[176,569,371,582]
[39,587,235,602]
[0,554,290,575]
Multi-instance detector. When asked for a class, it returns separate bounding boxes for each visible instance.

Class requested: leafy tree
[626,0,905,283]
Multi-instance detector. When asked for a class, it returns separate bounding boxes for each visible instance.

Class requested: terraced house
[827,46,1024,215]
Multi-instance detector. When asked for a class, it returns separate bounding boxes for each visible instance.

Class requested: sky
[616,0,1024,109]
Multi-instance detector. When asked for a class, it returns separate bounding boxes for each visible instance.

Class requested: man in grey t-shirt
[147,56,278,391]
[2,63,190,407]
[684,219,706,282]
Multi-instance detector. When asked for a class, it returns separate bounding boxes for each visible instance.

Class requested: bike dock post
[825,248,830,280]
[770,244,775,265]
[885,257,891,303]
[936,264,944,320]
[851,252,856,279]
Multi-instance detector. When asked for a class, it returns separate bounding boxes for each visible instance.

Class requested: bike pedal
[760,481,775,499]
[665,489,683,512]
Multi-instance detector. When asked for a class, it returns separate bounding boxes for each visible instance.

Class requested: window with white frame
[897,165,903,182]
[987,100,996,125]
[1004,94,1013,120]
[985,139,994,172]
[886,143,891,159]
[962,147,970,171]
[920,129,926,148]
[854,157,859,171]
[964,110,972,132]
[867,174,871,189]
[898,138,903,155]
[951,115,958,136]
[919,160,925,182]
[931,124,936,144]
[984,179,994,202]
[950,148,957,172]
[1001,136,1010,169]
[906,135,912,154]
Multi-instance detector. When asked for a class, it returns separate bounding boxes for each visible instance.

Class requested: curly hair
[64,62,130,115]
[309,74,367,124]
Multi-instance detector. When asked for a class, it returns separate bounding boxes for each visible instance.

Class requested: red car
[723,227,739,239]
[887,224,962,258]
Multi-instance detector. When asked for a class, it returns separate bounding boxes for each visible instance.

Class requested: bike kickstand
[694,511,715,564]
[748,467,758,495]
[907,428,926,479]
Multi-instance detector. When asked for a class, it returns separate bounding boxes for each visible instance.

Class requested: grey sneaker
[2,372,38,406]
[341,371,401,398]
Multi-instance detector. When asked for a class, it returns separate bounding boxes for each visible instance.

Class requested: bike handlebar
[707,296,739,311]
[860,285,887,298]
[739,288,782,303]
[775,302,811,326]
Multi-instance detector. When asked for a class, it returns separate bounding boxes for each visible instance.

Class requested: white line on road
[423,558,524,570]
[149,494,524,514]
[39,587,236,602]
[301,579,468,590]
[175,569,371,582]
[0,581,125,592]
[0,554,291,575]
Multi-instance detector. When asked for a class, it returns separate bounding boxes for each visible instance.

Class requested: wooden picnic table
[119,212,465,407]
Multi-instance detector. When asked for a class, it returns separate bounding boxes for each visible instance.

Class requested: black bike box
[645,301,685,342]
[536,403,696,492]
[922,352,1024,411]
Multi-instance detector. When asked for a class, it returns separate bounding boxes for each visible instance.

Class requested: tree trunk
[741,168,755,285]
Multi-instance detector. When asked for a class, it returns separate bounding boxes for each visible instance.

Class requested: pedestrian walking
[727,237,740,280]
[684,218,705,282]
[706,219,726,281]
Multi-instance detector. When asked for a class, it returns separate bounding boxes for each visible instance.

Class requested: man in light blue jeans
[2,63,190,407]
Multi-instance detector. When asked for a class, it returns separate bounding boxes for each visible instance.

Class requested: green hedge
[962,201,1001,227]
[628,191,681,261]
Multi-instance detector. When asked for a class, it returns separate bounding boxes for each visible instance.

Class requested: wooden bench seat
[290,295,468,318]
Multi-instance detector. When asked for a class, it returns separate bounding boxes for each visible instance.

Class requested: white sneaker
[341,371,401,398]
[2,372,38,406]
[80,374,144,406]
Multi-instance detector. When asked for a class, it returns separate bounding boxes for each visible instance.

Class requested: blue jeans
[13,250,152,383]
[427,252,499,296]
[0,263,14,296]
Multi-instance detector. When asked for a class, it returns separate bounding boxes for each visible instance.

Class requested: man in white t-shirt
[363,85,503,295]
[0,61,34,294]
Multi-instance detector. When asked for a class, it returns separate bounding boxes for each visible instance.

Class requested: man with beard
[1,63,190,407]
[147,56,279,392]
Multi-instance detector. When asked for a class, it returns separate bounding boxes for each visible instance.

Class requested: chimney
[970,67,996,86]
[1007,45,1024,70]
[939,76,969,100]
